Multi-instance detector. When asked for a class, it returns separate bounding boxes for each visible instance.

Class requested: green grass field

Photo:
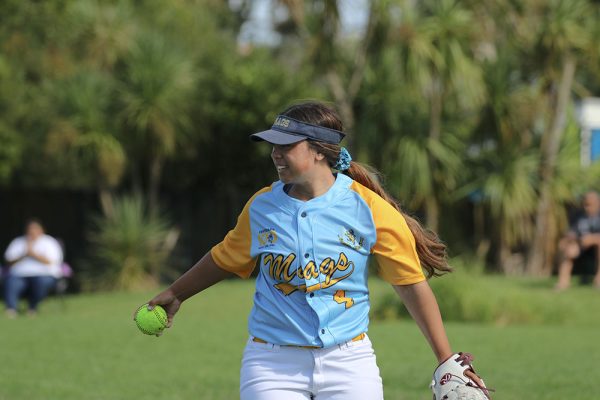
[1,277,599,399]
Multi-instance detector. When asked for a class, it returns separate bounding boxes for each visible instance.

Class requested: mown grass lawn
[1,277,598,399]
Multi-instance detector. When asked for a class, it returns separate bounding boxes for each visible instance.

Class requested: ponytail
[345,161,451,278]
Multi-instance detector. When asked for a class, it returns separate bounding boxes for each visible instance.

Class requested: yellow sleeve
[351,182,425,285]
[210,187,271,279]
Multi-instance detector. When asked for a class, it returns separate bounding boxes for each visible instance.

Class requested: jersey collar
[274,173,353,214]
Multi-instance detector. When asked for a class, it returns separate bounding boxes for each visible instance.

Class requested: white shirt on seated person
[5,228,63,279]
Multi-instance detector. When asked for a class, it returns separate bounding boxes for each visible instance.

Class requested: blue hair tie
[334,147,352,171]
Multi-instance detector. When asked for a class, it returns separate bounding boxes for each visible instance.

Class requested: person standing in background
[3,219,63,318]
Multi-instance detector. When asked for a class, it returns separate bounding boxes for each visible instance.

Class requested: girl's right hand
[147,289,182,328]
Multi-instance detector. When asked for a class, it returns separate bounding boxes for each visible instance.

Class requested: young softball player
[141,101,491,399]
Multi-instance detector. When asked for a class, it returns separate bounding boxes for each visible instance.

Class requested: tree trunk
[326,71,356,148]
[324,2,376,150]
[429,76,443,141]
[98,188,114,218]
[425,75,443,230]
[498,228,512,274]
[148,155,164,215]
[425,196,439,233]
[526,55,576,276]
[131,161,143,198]
[474,202,490,262]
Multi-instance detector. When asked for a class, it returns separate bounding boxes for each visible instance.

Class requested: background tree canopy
[1,0,600,289]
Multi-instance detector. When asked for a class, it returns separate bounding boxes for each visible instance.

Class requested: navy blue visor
[250,115,345,145]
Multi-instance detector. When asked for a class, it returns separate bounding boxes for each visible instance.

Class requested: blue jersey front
[211,174,425,348]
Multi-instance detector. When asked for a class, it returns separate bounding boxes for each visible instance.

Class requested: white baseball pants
[240,334,384,400]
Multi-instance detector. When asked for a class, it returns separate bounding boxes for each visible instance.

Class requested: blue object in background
[468,189,484,203]
[591,129,600,162]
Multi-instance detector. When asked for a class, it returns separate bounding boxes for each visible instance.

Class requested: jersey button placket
[298,208,314,293]
[304,208,328,344]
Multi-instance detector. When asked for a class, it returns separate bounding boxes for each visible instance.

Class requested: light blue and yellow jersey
[211,173,425,348]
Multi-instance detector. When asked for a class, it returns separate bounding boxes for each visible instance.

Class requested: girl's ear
[308,144,325,161]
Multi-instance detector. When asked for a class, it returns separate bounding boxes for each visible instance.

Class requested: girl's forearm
[393,280,452,363]
[168,252,233,302]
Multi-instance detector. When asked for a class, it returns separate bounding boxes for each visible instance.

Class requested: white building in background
[578,98,600,167]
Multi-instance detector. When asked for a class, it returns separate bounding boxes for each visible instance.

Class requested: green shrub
[427,272,566,325]
[80,195,178,291]
[371,258,581,326]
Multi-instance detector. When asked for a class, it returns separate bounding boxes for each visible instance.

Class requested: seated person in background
[3,219,63,317]
[556,191,600,291]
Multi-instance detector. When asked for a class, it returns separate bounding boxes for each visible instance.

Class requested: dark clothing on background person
[570,214,600,238]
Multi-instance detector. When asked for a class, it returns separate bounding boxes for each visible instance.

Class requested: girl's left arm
[395,280,490,394]
[393,280,452,363]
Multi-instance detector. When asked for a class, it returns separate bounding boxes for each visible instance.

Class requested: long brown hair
[281,101,451,278]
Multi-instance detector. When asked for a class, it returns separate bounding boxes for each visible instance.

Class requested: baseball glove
[430,352,492,400]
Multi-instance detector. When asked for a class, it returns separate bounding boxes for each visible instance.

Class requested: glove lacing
[451,353,495,399]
